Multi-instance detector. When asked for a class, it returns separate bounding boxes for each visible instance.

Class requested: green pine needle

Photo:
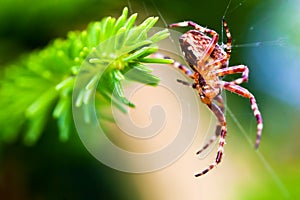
[0,7,171,145]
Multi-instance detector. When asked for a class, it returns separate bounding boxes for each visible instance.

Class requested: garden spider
[154,19,263,176]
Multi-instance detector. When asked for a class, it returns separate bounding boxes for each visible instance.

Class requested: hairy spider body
[177,24,228,104]
[155,19,263,177]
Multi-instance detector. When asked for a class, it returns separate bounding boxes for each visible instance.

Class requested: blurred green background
[0,0,299,199]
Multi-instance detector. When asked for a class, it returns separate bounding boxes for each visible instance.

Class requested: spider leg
[151,53,194,78]
[168,21,217,36]
[196,125,222,155]
[214,65,249,85]
[222,81,263,148]
[202,19,232,68]
[196,95,224,155]
[222,19,232,58]
[168,21,219,66]
[214,94,225,112]
[197,34,219,66]
[195,101,227,177]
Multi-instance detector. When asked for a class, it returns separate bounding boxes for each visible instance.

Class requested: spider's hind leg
[196,125,222,155]
[214,95,225,112]
[196,95,224,155]
[195,101,227,177]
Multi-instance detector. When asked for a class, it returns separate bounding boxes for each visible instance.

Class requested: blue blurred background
[0,0,299,199]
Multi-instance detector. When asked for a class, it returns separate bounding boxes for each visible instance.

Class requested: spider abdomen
[179,30,227,70]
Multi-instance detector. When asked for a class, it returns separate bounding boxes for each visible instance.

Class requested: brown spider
[154,19,263,176]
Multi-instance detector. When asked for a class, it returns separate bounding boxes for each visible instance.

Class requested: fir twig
[0,7,171,145]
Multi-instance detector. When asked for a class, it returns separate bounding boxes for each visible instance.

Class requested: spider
[153,19,263,176]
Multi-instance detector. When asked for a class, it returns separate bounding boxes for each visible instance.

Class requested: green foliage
[0,7,171,145]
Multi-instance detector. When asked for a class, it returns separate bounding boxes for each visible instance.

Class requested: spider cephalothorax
[154,19,263,176]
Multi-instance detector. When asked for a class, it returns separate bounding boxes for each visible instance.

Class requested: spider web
[226,107,290,199]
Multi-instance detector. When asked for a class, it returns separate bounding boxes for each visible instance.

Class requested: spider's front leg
[195,101,227,177]
[168,21,218,37]
[222,81,263,148]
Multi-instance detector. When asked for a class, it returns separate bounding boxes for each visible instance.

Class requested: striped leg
[196,125,221,155]
[151,53,194,78]
[222,19,232,57]
[168,21,218,37]
[198,19,232,69]
[215,65,249,85]
[214,95,225,112]
[222,81,263,148]
[196,95,224,155]
[195,101,227,177]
